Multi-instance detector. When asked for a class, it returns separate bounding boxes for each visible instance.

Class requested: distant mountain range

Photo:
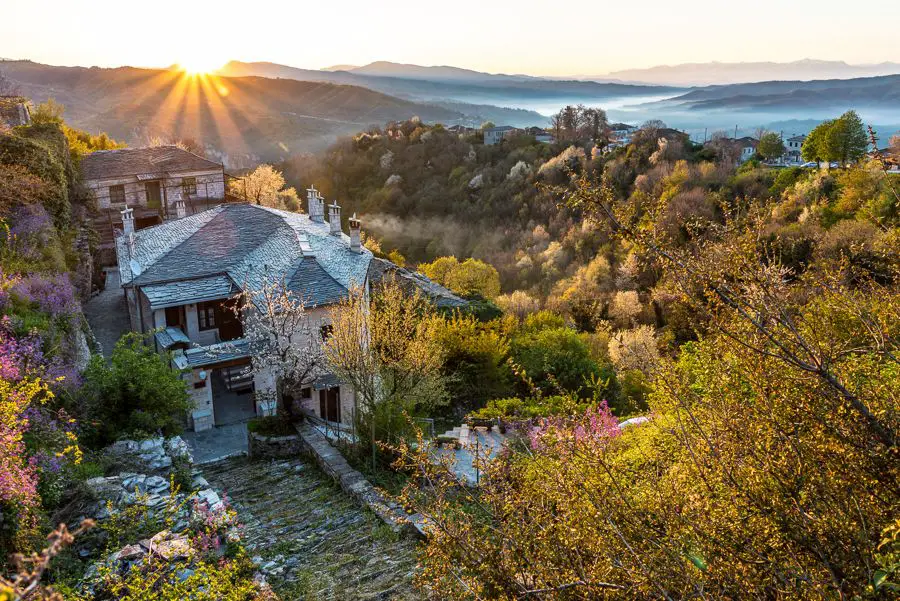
[217,60,683,106]
[651,74,900,112]
[602,59,900,86]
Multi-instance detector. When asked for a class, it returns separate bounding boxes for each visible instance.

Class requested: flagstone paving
[202,456,419,600]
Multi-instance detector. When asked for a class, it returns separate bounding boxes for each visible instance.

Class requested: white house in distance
[113,188,466,432]
[785,134,806,163]
[483,125,521,145]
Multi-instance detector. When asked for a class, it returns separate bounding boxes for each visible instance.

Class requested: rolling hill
[604,59,900,86]
[655,74,900,112]
[0,60,471,164]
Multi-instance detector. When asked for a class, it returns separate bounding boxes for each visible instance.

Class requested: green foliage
[802,111,868,164]
[0,124,72,228]
[756,131,785,160]
[419,255,501,299]
[469,394,590,421]
[247,415,296,437]
[78,333,191,447]
[510,325,614,399]
[429,313,513,412]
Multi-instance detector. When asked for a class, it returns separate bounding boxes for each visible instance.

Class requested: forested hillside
[0,61,465,164]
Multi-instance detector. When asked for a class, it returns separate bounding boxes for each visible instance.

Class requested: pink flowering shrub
[527,401,621,454]
[190,494,243,558]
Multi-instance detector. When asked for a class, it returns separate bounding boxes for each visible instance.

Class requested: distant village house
[483,125,521,145]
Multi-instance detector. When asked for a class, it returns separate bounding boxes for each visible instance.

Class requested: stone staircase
[201,457,418,600]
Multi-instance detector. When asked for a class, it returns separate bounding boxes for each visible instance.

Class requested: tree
[393,174,899,599]
[80,333,191,446]
[324,277,447,469]
[29,99,65,125]
[228,164,299,209]
[232,274,326,418]
[419,256,501,299]
[510,325,608,398]
[890,133,900,156]
[825,110,868,165]
[757,131,786,161]
[803,112,868,165]
[802,120,831,163]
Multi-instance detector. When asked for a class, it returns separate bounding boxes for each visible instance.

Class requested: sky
[3,0,900,76]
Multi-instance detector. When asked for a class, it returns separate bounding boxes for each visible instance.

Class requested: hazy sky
[4,0,900,75]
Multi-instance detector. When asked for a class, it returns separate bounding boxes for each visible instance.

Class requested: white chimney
[121,206,135,237]
[349,213,361,253]
[174,198,186,219]
[307,186,325,223]
[328,202,341,236]
[127,231,136,256]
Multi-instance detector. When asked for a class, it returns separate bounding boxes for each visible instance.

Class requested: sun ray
[197,74,250,155]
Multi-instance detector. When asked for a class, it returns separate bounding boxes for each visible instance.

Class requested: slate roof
[367,257,468,309]
[154,327,191,350]
[115,203,372,308]
[183,339,251,368]
[287,256,348,307]
[143,275,236,310]
[81,146,223,180]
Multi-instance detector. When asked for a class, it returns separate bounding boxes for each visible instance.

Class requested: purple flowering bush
[11,272,78,318]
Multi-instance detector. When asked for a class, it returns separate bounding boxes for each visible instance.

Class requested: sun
[177,55,224,76]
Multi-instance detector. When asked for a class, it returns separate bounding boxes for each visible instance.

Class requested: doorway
[145,181,162,209]
[319,387,341,423]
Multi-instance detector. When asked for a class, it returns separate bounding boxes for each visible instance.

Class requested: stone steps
[202,456,418,600]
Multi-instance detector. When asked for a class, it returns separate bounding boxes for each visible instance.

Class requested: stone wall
[248,432,302,459]
[295,423,427,539]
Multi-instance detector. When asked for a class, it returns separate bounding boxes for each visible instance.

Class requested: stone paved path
[84,268,130,357]
[183,423,248,464]
[202,457,419,600]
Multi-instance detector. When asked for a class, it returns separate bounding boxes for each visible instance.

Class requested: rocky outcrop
[76,436,254,595]
[102,436,192,473]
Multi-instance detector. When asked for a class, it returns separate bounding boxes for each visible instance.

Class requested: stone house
[114,188,371,432]
[83,146,228,258]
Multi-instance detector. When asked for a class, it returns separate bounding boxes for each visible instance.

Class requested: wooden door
[145,181,162,208]
[318,388,341,422]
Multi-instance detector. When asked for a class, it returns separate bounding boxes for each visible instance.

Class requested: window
[109,184,125,205]
[300,387,312,400]
[165,305,186,330]
[320,324,334,341]
[182,177,197,197]
[197,301,217,331]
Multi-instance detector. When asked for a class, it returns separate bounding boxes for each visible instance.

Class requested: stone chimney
[306,186,325,223]
[349,213,361,253]
[121,206,135,237]
[328,202,341,236]
[174,198,186,219]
